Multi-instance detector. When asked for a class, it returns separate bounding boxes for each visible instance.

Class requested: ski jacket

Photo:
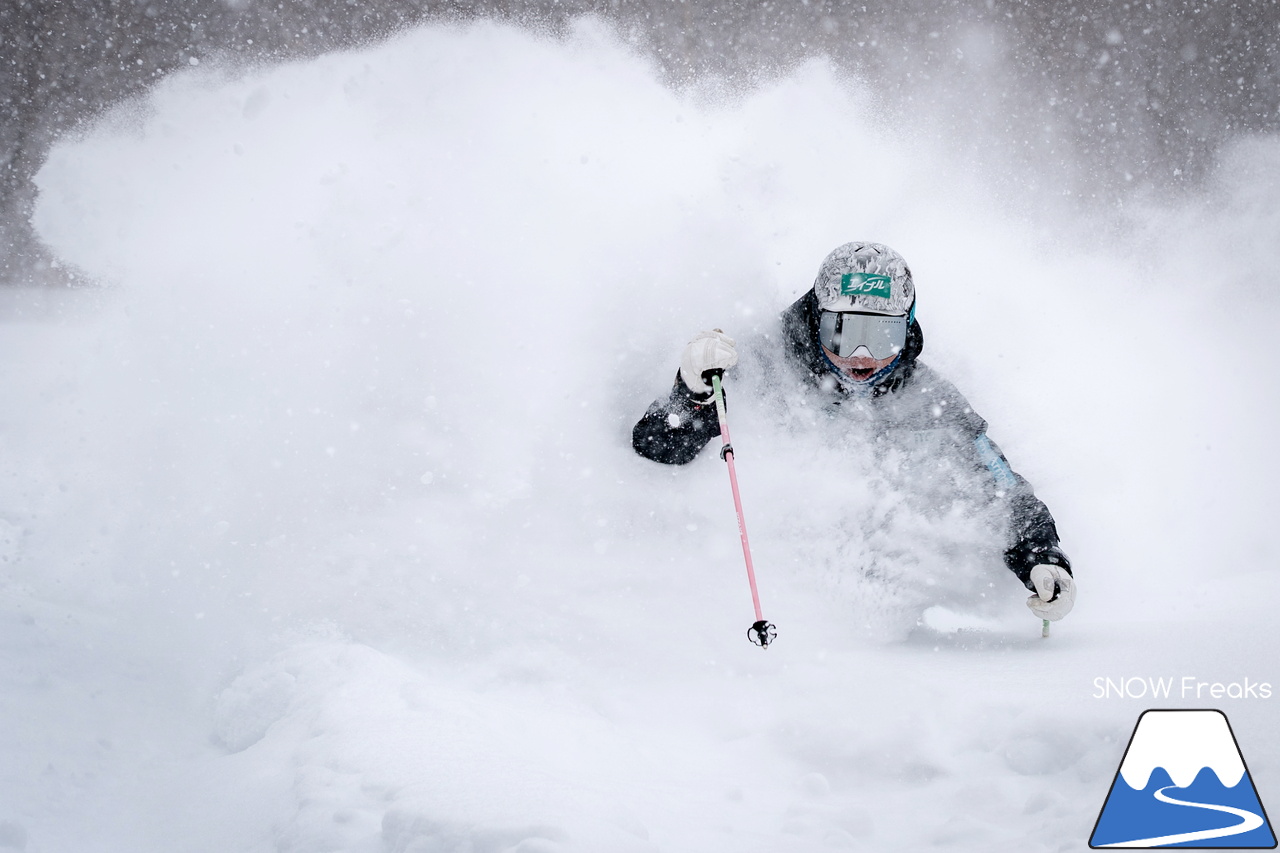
[631,291,1072,591]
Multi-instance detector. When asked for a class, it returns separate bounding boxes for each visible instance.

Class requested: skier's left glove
[1026,564,1075,621]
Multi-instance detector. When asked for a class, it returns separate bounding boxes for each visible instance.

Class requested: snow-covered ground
[4,18,1279,852]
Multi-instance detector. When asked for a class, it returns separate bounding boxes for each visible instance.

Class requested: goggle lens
[818,311,907,360]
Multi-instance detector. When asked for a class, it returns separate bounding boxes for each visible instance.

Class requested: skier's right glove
[679,329,738,395]
[1026,564,1076,622]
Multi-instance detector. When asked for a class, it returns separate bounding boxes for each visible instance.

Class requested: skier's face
[822,344,898,383]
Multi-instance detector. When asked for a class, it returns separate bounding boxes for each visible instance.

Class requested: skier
[632,242,1075,623]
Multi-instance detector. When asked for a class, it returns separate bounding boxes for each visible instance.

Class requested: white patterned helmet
[812,242,915,318]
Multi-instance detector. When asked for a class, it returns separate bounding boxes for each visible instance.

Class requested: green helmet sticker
[840,272,893,298]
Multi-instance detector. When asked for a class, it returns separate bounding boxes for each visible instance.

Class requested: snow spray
[710,372,776,649]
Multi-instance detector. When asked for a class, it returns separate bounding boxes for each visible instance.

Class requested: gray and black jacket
[631,291,1072,592]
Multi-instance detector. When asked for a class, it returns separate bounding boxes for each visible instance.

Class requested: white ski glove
[679,329,738,395]
[1026,564,1076,622]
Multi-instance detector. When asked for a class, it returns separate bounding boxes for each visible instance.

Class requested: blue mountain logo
[1090,709,1276,848]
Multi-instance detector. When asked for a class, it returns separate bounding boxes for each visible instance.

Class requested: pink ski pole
[709,372,776,649]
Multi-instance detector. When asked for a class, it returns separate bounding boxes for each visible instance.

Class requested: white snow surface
[1,17,1278,853]
[1118,711,1245,790]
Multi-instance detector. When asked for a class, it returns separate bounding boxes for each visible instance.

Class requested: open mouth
[845,366,875,380]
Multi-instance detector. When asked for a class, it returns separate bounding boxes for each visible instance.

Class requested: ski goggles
[818,310,908,359]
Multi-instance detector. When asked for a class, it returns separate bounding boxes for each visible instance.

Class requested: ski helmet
[811,242,915,319]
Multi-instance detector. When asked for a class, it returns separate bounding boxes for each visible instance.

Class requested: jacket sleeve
[631,372,722,465]
[970,432,1073,590]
